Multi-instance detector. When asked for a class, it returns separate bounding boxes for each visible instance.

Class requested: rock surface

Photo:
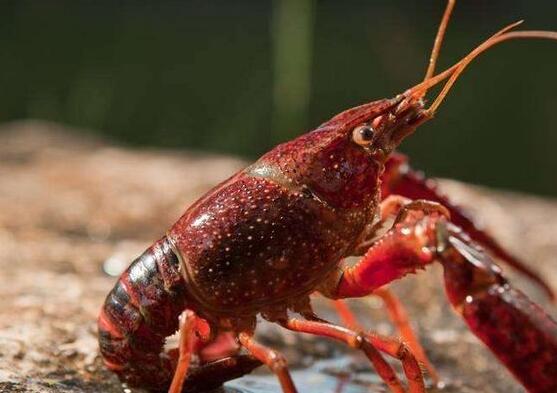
[0,121,555,393]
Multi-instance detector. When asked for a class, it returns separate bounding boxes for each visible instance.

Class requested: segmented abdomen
[98,236,189,390]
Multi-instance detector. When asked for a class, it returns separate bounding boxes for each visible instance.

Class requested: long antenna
[425,29,557,115]
[404,20,524,101]
[424,0,456,82]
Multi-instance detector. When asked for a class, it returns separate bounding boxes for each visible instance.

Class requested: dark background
[1,0,556,196]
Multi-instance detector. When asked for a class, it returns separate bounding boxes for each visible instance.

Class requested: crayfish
[98,1,557,392]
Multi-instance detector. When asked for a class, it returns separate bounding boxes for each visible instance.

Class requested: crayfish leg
[169,310,197,393]
[321,206,557,392]
[381,152,556,302]
[279,318,413,393]
[238,332,298,393]
[373,288,440,384]
[332,292,440,384]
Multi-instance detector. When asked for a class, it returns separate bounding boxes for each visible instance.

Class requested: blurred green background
[1,0,556,196]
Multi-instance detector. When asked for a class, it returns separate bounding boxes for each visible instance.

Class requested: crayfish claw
[440,232,557,393]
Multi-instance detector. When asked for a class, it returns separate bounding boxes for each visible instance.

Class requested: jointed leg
[354,195,448,256]
[280,318,421,393]
[333,290,439,383]
[373,288,439,383]
[332,299,360,330]
[169,310,198,393]
[333,297,429,387]
[238,332,298,393]
[381,152,555,301]
[332,300,429,391]
[367,332,425,392]
[371,289,422,361]
[321,203,557,392]
[330,196,442,385]
[330,210,443,300]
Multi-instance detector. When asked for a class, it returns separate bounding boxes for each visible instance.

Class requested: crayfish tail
[441,234,557,393]
[98,236,189,390]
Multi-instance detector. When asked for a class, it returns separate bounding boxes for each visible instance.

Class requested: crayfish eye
[352,125,375,146]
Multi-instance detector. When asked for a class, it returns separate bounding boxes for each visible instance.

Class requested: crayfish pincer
[98,1,557,392]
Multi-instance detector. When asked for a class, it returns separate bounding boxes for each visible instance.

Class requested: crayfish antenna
[423,0,456,82]
[407,20,524,103]
[426,29,557,115]
[402,21,557,301]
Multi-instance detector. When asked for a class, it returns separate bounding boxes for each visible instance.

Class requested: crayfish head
[257,96,427,211]
[348,94,428,161]
[322,93,429,163]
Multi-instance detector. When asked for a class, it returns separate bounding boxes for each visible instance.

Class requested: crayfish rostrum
[98,2,557,392]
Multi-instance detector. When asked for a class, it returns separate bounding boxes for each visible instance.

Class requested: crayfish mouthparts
[368,95,429,154]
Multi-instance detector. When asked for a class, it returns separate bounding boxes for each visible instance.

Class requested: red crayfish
[98,1,557,392]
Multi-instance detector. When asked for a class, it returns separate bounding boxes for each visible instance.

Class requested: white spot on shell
[191,213,211,228]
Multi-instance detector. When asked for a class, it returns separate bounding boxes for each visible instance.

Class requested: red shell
[168,171,369,314]
[166,98,403,315]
